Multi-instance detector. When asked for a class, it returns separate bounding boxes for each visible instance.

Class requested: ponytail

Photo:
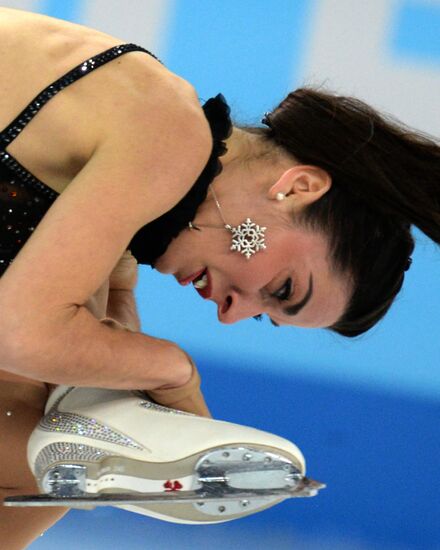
[258,88,440,336]
[263,88,440,243]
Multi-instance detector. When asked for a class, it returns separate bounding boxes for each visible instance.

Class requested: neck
[190,128,295,228]
[222,127,263,167]
[220,127,293,194]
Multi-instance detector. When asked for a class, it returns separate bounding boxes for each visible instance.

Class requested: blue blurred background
[4,0,438,548]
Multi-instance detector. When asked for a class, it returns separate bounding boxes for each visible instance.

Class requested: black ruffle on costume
[128,93,232,266]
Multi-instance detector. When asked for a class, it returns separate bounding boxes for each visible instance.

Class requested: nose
[217,289,263,324]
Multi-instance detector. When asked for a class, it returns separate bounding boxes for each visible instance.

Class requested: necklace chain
[189,185,267,259]
[209,184,231,230]
[188,185,231,231]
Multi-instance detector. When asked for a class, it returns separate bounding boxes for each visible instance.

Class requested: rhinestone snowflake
[227,218,267,259]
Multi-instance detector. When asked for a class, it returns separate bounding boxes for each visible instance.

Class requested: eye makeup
[272,277,293,302]
[252,314,279,327]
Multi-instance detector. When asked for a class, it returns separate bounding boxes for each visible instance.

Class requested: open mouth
[178,268,212,299]
[192,268,212,299]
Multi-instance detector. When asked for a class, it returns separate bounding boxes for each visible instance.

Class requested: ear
[268,165,331,207]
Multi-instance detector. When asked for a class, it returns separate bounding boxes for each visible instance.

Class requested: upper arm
[0,79,212,339]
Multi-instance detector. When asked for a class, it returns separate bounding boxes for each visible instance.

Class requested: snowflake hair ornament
[187,185,267,260]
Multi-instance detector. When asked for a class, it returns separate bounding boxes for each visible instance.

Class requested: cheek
[221,233,298,288]
[222,254,276,290]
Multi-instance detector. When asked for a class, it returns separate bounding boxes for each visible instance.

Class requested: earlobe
[269,165,331,203]
[268,167,299,199]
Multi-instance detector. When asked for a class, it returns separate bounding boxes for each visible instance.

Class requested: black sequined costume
[0,43,232,277]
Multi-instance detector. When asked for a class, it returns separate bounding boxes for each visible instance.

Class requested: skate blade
[4,477,325,508]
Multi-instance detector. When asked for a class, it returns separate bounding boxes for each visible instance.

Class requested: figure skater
[0,6,439,548]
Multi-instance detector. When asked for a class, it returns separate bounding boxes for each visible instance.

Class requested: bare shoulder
[0,54,213,335]
[0,11,213,204]
[0,13,213,331]
[94,56,214,213]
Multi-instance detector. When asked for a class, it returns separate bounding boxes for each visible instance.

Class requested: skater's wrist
[98,318,190,389]
[157,345,193,389]
[147,355,212,418]
[152,353,198,395]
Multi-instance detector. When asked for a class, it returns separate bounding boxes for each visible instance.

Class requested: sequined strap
[0,43,160,149]
[0,150,58,200]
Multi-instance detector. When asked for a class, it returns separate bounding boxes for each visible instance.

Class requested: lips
[194,269,212,299]
[178,268,212,299]
[178,269,206,287]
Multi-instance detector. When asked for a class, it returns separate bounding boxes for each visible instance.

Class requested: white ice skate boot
[4,386,324,523]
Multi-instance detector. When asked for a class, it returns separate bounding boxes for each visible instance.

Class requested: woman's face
[154,178,350,328]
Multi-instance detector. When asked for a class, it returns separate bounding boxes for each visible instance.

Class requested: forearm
[102,290,211,417]
[3,305,189,390]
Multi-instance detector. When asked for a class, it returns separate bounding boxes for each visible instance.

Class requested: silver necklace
[188,185,267,260]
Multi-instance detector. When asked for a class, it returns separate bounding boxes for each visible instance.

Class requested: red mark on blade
[163,480,183,491]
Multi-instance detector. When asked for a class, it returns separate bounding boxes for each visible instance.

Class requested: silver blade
[4,478,325,507]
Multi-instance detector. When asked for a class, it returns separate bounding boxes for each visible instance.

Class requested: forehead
[257,226,350,328]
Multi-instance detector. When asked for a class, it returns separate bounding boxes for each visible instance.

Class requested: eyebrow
[283,274,314,317]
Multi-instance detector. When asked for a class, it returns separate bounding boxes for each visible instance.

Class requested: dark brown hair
[259,88,440,336]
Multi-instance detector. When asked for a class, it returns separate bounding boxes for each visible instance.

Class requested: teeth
[193,274,208,289]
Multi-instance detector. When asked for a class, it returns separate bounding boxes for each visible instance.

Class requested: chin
[151,256,166,273]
